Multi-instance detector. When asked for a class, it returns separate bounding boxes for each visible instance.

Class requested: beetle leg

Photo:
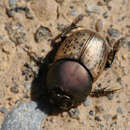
[23,47,44,65]
[51,14,85,47]
[90,86,120,97]
[105,38,120,68]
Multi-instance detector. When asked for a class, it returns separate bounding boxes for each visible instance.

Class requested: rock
[34,26,52,43]
[0,107,8,114]
[117,106,123,114]
[103,114,110,121]
[10,85,19,94]
[89,110,94,116]
[68,108,80,120]
[1,101,49,130]
[5,22,27,45]
[95,116,102,121]
[24,82,32,90]
[83,96,91,106]
[8,0,16,7]
[103,12,108,19]
[107,28,121,38]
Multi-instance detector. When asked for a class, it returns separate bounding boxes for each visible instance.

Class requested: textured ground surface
[0,0,130,130]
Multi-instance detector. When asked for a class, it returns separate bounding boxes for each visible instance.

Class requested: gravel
[8,0,16,7]
[5,22,27,45]
[83,96,92,106]
[68,108,80,120]
[95,116,102,121]
[103,12,108,19]
[1,101,49,130]
[24,82,32,90]
[34,26,52,43]
[103,114,110,121]
[107,28,121,38]
[10,85,19,94]
[117,106,123,114]
[0,107,8,114]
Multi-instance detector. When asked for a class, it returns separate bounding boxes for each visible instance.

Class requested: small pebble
[107,5,112,10]
[10,85,19,94]
[24,82,32,90]
[83,96,91,106]
[1,101,49,130]
[97,83,102,88]
[104,0,112,3]
[86,4,100,14]
[5,22,27,45]
[107,93,114,100]
[71,9,77,16]
[8,0,16,7]
[127,41,130,51]
[89,110,94,116]
[116,77,121,84]
[117,106,123,114]
[68,108,80,120]
[103,114,110,121]
[103,12,108,19]
[107,28,121,38]
[57,24,66,32]
[0,107,8,114]
[95,116,102,121]
[35,26,52,43]
[95,19,103,32]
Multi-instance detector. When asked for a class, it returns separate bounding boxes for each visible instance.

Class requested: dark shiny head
[46,60,93,110]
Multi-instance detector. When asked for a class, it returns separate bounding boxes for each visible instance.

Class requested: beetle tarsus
[90,87,120,97]
[105,38,120,68]
[51,14,85,47]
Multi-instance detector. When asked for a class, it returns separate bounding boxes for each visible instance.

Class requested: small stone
[107,93,114,100]
[103,12,108,19]
[68,108,80,120]
[127,41,130,51]
[103,114,110,121]
[10,85,19,94]
[86,4,100,14]
[107,28,121,38]
[55,0,64,5]
[117,106,123,114]
[24,82,31,90]
[97,83,102,88]
[95,116,102,121]
[8,0,16,7]
[1,101,49,130]
[35,26,52,43]
[0,107,8,114]
[107,5,112,10]
[71,9,77,16]
[89,110,94,116]
[104,0,112,3]
[95,19,103,32]
[57,24,66,32]
[83,96,91,106]
[116,77,121,84]
[5,22,27,45]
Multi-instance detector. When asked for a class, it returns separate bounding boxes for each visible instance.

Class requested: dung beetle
[27,15,120,111]
[46,14,120,111]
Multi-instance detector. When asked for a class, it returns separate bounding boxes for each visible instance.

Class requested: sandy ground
[0,0,130,130]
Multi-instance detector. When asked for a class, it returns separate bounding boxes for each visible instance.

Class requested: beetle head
[46,60,93,111]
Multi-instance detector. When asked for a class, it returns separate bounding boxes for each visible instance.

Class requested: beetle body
[54,29,108,81]
[46,17,119,110]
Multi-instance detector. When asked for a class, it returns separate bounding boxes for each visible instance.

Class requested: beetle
[45,14,120,111]
[25,15,120,111]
